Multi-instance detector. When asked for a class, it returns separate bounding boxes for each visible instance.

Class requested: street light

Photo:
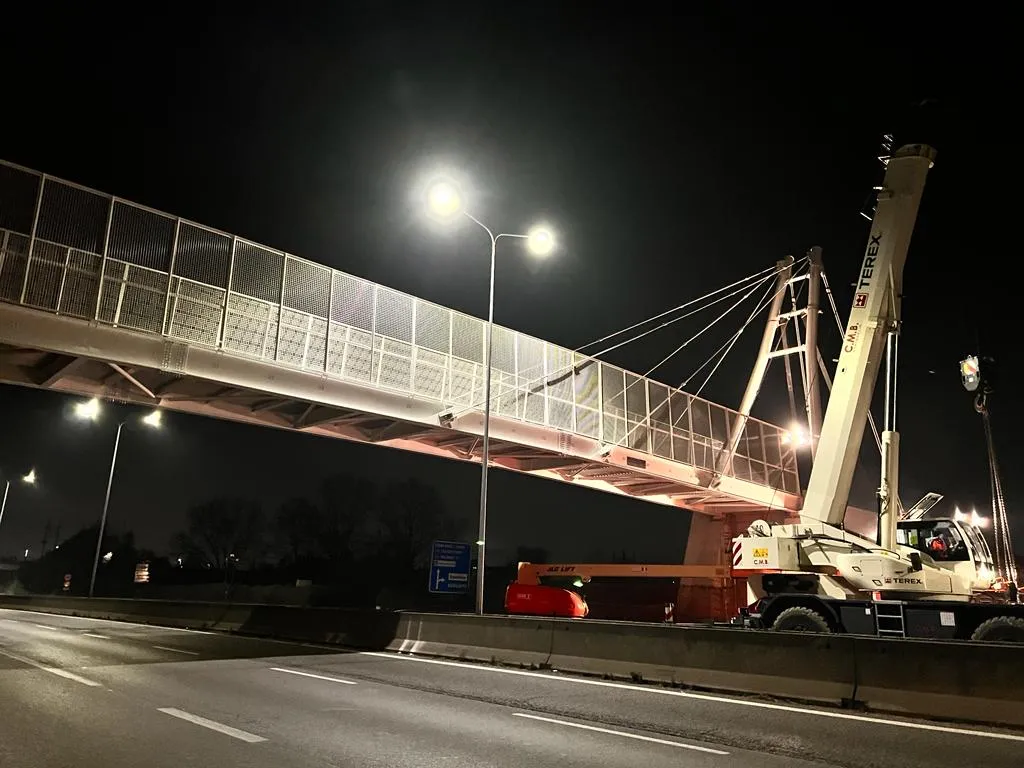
[423,175,557,615]
[0,468,38,550]
[73,399,162,597]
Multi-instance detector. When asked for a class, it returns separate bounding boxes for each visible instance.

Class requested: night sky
[0,6,1017,561]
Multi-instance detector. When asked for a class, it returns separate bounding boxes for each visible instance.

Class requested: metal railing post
[93,196,116,320]
[162,218,181,335]
[19,174,47,305]
[219,237,237,348]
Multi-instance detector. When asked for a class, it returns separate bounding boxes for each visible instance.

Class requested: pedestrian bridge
[0,160,800,517]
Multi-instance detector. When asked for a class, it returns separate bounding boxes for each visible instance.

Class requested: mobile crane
[732,142,1024,642]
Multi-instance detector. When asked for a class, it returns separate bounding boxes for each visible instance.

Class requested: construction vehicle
[732,142,1024,642]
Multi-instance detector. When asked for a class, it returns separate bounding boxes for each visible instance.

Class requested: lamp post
[73,398,162,597]
[425,178,555,614]
[0,468,37,554]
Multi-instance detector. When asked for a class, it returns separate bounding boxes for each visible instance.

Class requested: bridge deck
[0,160,800,515]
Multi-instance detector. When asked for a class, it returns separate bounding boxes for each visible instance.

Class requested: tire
[970,616,1024,643]
[771,605,831,633]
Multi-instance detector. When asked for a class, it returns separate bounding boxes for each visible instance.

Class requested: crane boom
[800,143,936,529]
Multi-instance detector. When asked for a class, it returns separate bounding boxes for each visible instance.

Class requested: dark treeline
[14,473,466,606]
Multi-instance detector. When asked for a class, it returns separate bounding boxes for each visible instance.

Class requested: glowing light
[782,422,810,449]
[22,469,36,485]
[142,410,162,428]
[74,398,100,421]
[526,226,555,256]
[426,179,463,219]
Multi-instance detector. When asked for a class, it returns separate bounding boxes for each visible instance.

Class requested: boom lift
[733,143,1024,641]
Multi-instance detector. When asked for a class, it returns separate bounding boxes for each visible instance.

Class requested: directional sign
[428,540,471,594]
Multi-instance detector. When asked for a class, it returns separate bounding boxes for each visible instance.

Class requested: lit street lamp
[424,176,556,615]
[74,398,162,597]
[0,468,38,552]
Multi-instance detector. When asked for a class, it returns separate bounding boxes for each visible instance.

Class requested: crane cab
[896,516,998,593]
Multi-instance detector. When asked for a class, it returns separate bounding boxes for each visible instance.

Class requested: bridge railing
[0,161,799,495]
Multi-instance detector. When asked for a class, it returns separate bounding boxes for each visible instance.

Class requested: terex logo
[883,577,923,585]
[858,233,882,290]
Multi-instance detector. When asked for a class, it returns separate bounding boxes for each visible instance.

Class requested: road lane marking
[0,648,101,687]
[269,667,357,685]
[360,652,1024,743]
[157,708,266,743]
[153,645,199,656]
[513,712,728,754]
[33,624,59,631]
[1,609,227,636]
[83,633,109,639]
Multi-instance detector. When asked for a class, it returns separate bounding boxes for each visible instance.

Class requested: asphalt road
[1,608,1021,768]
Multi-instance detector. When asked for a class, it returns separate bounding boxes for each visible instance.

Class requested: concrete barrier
[2,595,1022,728]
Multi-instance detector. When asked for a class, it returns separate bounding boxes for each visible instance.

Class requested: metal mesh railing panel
[0,165,40,233]
[374,336,413,392]
[414,299,450,355]
[174,223,231,287]
[544,344,574,431]
[375,287,413,343]
[60,250,102,319]
[574,357,600,438]
[231,241,283,302]
[0,231,30,302]
[165,277,224,345]
[283,256,330,318]
[36,180,110,255]
[331,273,375,331]
[449,358,480,408]
[452,311,484,364]
[98,260,167,333]
[223,293,275,358]
[108,201,175,271]
[412,346,448,399]
[21,240,65,310]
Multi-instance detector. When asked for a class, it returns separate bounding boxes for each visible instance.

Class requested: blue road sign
[428,540,471,594]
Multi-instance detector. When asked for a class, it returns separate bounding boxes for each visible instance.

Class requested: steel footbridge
[0,160,800,518]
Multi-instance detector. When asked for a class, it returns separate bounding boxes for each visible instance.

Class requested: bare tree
[178,497,265,568]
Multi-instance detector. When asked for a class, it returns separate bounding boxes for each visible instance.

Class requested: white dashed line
[0,648,101,687]
[83,633,109,640]
[513,712,728,754]
[269,667,358,685]
[152,645,199,656]
[157,708,266,743]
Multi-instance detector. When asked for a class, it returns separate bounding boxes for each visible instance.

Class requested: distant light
[74,398,100,421]
[526,226,556,256]
[102,551,113,563]
[475,540,485,546]
[782,422,810,449]
[142,410,162,428]
[22,469,36,485]
[426,179,463,220]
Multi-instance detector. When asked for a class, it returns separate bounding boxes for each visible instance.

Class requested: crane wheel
[970,616,1024,643]
[771,606,831,633]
